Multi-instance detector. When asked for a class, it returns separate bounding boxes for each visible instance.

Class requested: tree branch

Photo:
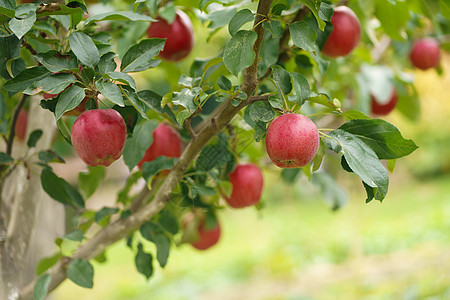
[19,0,273,298]
[6,94,29,155]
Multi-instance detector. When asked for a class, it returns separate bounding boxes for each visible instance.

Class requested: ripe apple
[191,220,221,250]
[15,110,28,141]
[409,38,441,70]
[371,89,398,116]
[321,6,361,58]
[137,123,182,169]
[224,163,263,208]
[265,114,319,168]
[70,109,127,167]
[147,10,194,61]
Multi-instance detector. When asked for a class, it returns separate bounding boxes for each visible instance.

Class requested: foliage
[0,0,447,298]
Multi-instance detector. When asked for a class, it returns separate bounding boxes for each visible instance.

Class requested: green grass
[53,172,450,300]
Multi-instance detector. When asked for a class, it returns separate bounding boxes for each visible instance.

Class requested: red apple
[191,220,221,250]
[15,110,28,141]
[321,6,361,58]
[70,109,127,167]
[224,163,263,208]
[265,114,319,168]
[371,89,398,116]
[409,38,440,70]
[147,10,194,61]
[137,123,182,169]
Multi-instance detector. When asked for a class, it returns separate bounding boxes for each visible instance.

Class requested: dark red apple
[70,109,127,167]
[137,123,182,169]
[371,89,398,116]
[224,163,263,208]
[147,10,194,61]
[409,38,440,70]
[191,220,221,250]
[265,114,319,168]
[15,110,28,141]
[321,6,361,58]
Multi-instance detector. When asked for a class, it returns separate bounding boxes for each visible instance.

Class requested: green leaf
[121,86,149,119]
[35,73,77,95]
[137,90,177,123]
[361,65,395,105]
[3,66,51,94]
[36,253,60,276]
[67,259,94,289]
[262,20,282,38]
[216,75,232,91]
[172,87,201,114]
[142,156,177,182]
[0,0,15,18]
[311,172,348,210]
[248,101,275,123]
[290,72,311,106]
[440,0,450,19]
[33,274,51,300]
[228,9,254,36]
[121,39,164,73]
[0,151,13,164]
[27,130,43,148]
[196,142,234,172]
[38,150,65,164]
[140,222,171,268]
[307,93,339,109]
[301,0,326,30]
[94,207,119,224]
[117,171,141,204]
[257,32,280,77]
[268,95,283,110]
[158,209,179,235]
[56,118,72,145]
[281,168,301,184]
[0,34,21,80]
[325,129,389,201]
[272,65,292,95]
[336,119,418,160]
[41,168,84,207]
[97,52,117,75]
[223,30,257,76]
[69,32,100,68]
[78,166,106,199]
[206,6,236,29]
[85,11,154,26]
[106,72,136,89]
[289,20,318,53]
[122,120,158,170]
[55,85,85,120]
[95,80,124,106]
[135,244,153,280]
[342,110,371,121]
[34,51,78,73]
[63,229,84,242]
[375,0,409,41]
[9,10,36,39]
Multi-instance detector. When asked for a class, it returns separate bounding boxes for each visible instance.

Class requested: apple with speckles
[224,163,263,208]
[137,123,182,170]
[71,109,127,167]
[147,10,194,61]
[265,114,319,168]
[321,6,361,58]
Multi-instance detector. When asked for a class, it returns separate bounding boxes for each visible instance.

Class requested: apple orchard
[0,0,448,299]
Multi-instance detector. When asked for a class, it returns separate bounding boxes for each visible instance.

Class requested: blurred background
[50,53,450,299]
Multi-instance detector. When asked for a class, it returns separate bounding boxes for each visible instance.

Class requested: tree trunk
[0,99,65,300]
